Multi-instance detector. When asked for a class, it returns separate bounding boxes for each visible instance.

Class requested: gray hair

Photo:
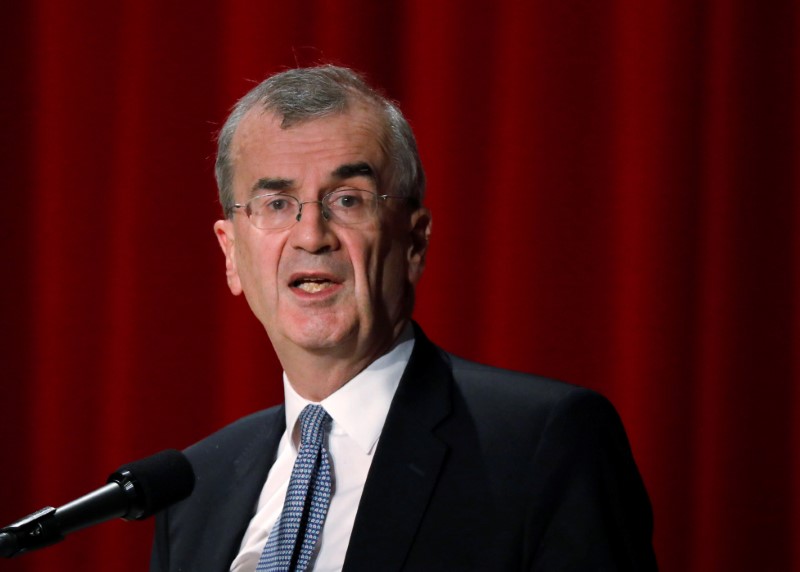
[215,65,426,218]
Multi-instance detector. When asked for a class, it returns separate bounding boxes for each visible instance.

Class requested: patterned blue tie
[256,404,333,572]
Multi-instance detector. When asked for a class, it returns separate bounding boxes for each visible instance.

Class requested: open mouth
[291,277,337,294]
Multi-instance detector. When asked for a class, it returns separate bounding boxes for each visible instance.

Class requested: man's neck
[283,354,379,401]
[277,321,411,402]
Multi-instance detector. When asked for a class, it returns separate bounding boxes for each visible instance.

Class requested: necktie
[257,404,333,572]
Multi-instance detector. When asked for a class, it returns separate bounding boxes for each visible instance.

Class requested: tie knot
[298,404,330,447]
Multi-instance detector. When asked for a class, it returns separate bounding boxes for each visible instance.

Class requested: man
[151,65,656,571]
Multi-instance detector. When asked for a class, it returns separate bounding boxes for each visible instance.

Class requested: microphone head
[108,449,195,520]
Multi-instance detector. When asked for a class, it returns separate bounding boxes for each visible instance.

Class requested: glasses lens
[324,189,377,225]
[249,194,298,229]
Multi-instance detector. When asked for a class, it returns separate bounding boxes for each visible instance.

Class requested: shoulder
[444,351,620,435]
[447,352,587,402]
[186,405,284,451]
[406,325,622,442]
[151,406,286,571]
[183,405,285,478]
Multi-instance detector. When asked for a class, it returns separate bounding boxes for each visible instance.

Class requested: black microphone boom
[0,449,195,558]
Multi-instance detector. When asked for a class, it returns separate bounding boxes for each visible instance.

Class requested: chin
[285,315,360,352]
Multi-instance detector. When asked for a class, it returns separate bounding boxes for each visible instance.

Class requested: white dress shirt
[230,327,415,572]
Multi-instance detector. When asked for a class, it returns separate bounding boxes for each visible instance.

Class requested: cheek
[340,226,409,309]
[350,243,378,290]
[372,241,409,303]
[238,235,284,302]
[343,234,385,301]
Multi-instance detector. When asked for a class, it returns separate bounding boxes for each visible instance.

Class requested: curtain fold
[1,1,797,570]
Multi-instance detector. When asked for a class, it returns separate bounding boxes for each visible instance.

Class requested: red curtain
[1,1,797,570]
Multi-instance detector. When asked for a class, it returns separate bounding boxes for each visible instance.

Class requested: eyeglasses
[233,188,409,230]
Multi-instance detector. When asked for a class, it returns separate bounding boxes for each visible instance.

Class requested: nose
[296,200,330,223]
[289,200,339,254]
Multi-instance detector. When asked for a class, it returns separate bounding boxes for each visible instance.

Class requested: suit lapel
[186,407,286,570]
[343,327,452,571]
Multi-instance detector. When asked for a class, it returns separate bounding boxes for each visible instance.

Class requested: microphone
[0,449,195,558]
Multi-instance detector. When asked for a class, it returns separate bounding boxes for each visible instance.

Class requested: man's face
[214,104,430,367]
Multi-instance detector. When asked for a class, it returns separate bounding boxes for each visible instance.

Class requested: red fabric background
[1,1,797,570]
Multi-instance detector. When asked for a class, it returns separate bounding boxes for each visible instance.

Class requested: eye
[254,194,295,213]
[265,197,289,211]
[328,189,366,209]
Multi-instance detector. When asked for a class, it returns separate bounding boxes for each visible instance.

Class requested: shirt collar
[283,323,415,454]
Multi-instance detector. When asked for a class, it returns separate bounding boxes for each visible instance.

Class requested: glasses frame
[233,187,412,230]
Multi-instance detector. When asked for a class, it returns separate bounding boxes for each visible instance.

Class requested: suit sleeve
[149,509,170,572]
[525,390,657,571]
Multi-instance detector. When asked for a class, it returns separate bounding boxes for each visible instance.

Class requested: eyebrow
[251,177,293,197]
[249,162,377,198]
[332,162,376,183]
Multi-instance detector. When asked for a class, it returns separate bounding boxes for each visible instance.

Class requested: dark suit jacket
[151,327,656,571]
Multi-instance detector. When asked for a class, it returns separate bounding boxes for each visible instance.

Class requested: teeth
[297,281,331,293]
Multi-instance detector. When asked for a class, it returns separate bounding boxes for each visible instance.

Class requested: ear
[407,206,432,286]
[213,219,243,295]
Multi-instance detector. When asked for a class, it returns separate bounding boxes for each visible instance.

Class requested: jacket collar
[343,324,453,571]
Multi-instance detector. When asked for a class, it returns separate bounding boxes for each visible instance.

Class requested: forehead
[230,103,388,191]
